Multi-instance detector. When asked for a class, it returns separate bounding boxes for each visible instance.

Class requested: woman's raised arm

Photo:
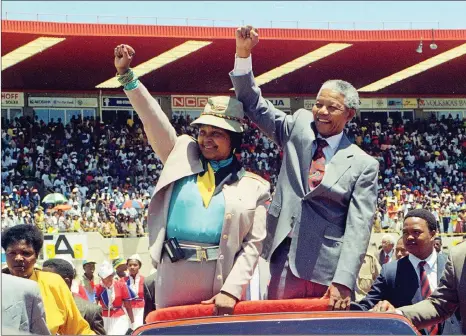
[115,44,177,164]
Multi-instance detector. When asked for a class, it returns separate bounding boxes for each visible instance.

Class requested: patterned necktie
[383,254,389,264]
[308,138,328,189]
[419,261,439,335]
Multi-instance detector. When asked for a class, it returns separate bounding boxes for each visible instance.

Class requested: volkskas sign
[419,98,466,109]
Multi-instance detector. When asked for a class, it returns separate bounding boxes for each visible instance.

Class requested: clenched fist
[235,25,259,58]
[114,44,135,75]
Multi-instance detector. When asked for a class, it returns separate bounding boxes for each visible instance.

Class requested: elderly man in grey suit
[1,274,50,335]
[230,26,379,310]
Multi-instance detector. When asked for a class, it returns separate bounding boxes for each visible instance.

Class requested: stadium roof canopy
[2,20,466,96]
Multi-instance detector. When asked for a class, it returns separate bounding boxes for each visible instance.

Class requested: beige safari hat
[191,96,244,133]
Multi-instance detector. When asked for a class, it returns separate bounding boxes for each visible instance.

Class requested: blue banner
[102,97,132,108]
[387,98,403,109]
[102,97,162,108]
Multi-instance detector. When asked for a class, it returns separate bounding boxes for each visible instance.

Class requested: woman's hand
[114,44,135,75]
[201,291,237,316]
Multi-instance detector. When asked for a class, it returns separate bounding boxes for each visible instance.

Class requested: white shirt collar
[408,249,437,270]
[317,132,343,150]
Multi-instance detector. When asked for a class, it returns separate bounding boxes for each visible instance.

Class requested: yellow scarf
[197,162,216,208]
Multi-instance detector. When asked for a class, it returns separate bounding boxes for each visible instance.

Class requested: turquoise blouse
[166,158,233,245]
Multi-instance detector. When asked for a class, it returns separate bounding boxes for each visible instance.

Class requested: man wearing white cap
[119,254,145,328]
[95,261,135,335]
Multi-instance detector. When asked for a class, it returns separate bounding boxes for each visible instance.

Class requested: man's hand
[370,300,396,313]
[201,291,238,316]
[322,283,351,311]
[235,25,259,58]
[114,44,135,75]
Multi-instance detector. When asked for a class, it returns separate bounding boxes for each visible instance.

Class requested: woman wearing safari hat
[113,44,270,316]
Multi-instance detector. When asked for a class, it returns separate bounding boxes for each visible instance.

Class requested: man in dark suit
[231,26,379,310]
[143,271,157,321]
[356,209,460,334]
[42,258,106,335]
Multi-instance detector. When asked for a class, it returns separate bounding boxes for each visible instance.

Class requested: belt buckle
[196,247,208,262]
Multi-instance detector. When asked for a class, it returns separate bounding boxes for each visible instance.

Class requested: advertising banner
[43,233,88,260]
[402,98,418,109]
[267,97,291,109]
[419,98,466,109]
[387,98,403,109]
[2,92,24,107]
[29,97,75,107]
[304,99,316,110]
[372,98,388,109]
[359,98,373,109]
[171,95,209,109]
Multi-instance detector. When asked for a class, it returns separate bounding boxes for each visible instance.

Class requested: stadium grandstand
[2,18,465,240]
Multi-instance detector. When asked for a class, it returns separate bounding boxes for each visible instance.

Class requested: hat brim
[98,270,114,279]
[191,115,243,133]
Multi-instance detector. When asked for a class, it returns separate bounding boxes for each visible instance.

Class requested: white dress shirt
[408,249,438,292]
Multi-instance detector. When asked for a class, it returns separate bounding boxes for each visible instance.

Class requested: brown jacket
[400,242,466,334]
[125,84,270,300]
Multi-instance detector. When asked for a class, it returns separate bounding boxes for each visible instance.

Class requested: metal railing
[2,12,443,30]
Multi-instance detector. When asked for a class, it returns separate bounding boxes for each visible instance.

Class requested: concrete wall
[30,231,463,278]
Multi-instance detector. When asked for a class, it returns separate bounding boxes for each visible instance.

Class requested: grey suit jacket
[230,71,379,290]
[1,274,50,335]
[74,295,106,335]
[400,242,466,334]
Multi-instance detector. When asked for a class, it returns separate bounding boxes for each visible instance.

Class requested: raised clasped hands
[114,44,135,75]
[235,25,259,58]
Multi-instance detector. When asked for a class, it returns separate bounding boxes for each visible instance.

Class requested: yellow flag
[73,244,83,259]
[46,244,55,259]
[196,162,216,208]
[109,245,119,260]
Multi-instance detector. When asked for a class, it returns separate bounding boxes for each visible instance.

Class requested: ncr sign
[1,92,25,107]
[171,95,210,110]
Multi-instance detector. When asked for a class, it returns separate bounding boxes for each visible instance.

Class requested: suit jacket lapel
[300,113,316,195]
[154,136,203,196]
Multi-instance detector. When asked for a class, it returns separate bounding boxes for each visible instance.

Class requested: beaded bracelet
[124,79,140,91]
[117,68,136,86]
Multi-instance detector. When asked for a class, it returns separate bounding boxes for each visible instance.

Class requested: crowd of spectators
[1,111,465,235]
